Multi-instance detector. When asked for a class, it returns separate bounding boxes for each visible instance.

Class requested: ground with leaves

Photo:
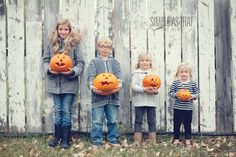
[0,134,235,157]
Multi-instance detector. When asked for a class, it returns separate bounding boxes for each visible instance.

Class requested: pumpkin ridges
[50,53,73,72]
[93,73,119,91]
[177,89,192,101]
[143,74,161,89]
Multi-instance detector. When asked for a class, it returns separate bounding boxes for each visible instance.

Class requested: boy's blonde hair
[135,52,152,69]
[97,37,112,47]
[175,62,192,78]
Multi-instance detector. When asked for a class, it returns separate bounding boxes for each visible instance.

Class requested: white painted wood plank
[59,0,79,29]
[25,0,42,21]
[43,93,54,133]
[79,0,96,132]
[113,0,131,131]
[43,0,59,50]
[43,0,59,133]
[147,0,165,132]
[230,0,236,132]
[182,0,199,132]
[25,22,43,133]
[7,0,25,132]
[59,0,81,131]
[165,0,182,132]
[96,0,113,40]
[198,0,216,132]
[130,0,148,131]
[0,0,7,132]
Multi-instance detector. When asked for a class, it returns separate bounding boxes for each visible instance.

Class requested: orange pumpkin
[50,53,73,72]
[93,73,119,91]
[177,89,192,101]
[143,74,161,88]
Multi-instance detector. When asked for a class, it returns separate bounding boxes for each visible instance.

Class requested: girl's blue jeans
[91,104,120,145]
[134,106,156,132]
[52,93,74,127]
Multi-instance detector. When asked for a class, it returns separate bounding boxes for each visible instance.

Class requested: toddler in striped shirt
[169,63,199,147]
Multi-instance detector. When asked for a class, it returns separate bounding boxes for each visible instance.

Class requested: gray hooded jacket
[43,39,85,94]
[87,56,122,108]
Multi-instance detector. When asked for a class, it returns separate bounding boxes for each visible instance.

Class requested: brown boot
[149,132,157,145]
[133,132,142,147]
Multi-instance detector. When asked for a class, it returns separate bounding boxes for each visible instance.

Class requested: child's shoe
[91,142,102,149]
[172,139,180,146]
[133,132,142,147]
[108,141,121,147]
[149,132,157,145]
[185,139,192,148]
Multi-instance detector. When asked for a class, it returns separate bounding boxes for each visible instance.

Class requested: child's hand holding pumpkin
[150,87,159,94]
[109,85,121,94]
[92,87,111,96]
[60,68,74,76]
[143,87,153,94]
[48,68,60,75]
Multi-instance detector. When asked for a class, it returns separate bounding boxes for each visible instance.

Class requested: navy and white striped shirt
[168,79,199,110]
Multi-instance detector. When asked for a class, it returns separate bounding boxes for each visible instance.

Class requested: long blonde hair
[50,19,81,54]
[135,52,152,69]
[175,62,193,78]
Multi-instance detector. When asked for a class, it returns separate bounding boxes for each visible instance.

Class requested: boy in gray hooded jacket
[87,37,122,148]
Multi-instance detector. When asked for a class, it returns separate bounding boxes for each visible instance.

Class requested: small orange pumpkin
[177,89,192,101]
[50,53,73,72]
[93,73,119,91]
[143,74,161,88]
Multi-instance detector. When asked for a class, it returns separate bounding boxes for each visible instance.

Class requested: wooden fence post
[230,0,236,132]
[198,0,216,132]
[7,0,25,132]
[0,0,7,132]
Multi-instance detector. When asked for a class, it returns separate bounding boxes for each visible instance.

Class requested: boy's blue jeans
[52,93,74,127]
[91,104,120,145]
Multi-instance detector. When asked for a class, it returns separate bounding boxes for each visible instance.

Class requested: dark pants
[173,109,192,139]
[134,107,156,132]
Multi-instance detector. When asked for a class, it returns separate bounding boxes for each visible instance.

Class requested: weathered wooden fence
[0,0,236,134]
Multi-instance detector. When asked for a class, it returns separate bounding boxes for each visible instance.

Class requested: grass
[0,134,235,157]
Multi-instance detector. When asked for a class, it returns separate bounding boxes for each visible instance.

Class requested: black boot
[61,126,71,149]
[48,125,61,147]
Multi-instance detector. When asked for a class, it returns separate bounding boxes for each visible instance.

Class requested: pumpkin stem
[61,51,69,55]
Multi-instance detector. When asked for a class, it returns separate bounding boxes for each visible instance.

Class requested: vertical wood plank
[198,0,216,132]
[25,0,43,133]
[113,0,131,131]
[78,0,96,132]
[96,0,113,40]
[59,0,79,29]
[59,0,80,131]
[215,0,233,133]
[165,0,182,132]
[0,0,7,132]
[230,0,236,132]
[182,0,199,132]
[25,22,43,133]
[7,0,25,132]
[130,0,148,131]
[43,0,59,133]
[147,0,166,132]
[43,0,59,50]
[25,0,42,21]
